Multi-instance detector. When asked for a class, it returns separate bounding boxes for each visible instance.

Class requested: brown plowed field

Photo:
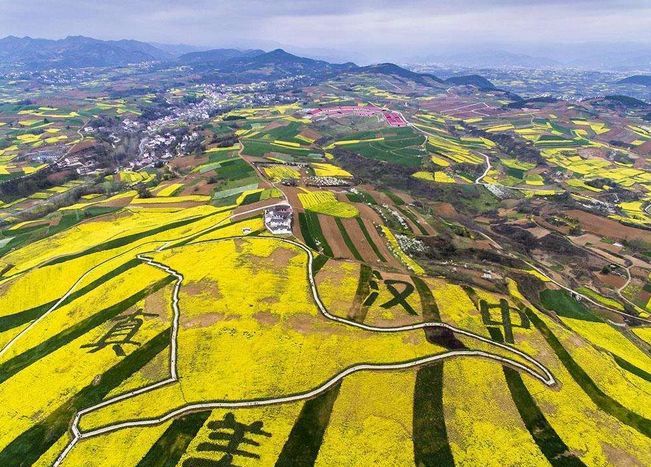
[355,205,403,270]
[339,217,380,264]
[567,210,651,243]
[318,214,351,259]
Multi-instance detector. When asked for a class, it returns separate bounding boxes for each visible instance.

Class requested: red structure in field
[308,105,408,127]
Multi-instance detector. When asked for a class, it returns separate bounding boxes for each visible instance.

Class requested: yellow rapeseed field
[0,268,169,451]
[311,163,353,178]
[316,371,416,465]
[1,205,220,273]
[155,183,184,197]
[179,405,303,466]
[263,165,300,181]
[61,424,173,466]
[522,307,651,465]
[298,191,359,218]
[443,359,548,465]
[79,238,454,432]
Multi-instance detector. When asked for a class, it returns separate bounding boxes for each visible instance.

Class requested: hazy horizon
[1,0,651,64]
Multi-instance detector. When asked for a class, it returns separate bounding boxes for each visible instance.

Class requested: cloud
[0,0,649,62]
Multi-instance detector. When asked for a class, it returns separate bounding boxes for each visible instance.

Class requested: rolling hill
[0,35,496,92]
[617,75,651,87]
[177,48,265,66]
[444,74,495,90]
[0,35,171,70]
[352,62,443,85]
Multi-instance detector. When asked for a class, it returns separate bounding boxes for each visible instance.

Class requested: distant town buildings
[308,105,408,127]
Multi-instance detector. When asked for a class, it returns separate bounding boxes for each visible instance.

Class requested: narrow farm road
[53,234,556,466]
[396,108,651,325]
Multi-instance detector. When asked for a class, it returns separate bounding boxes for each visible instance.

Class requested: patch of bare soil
[355,205,403,270]
[526,226,551,239]
[283,187,303,212]
[232,197,279,217]
[170,154,209,170]
[318,214,351,259]
[432,202,460,220]
[242,241,301,270]
[340,217,379,263]
[315,259,358,319]
[601,442,645,467]
[300,128,322,140]
[179,175,214,196]
[407,208,436,235]
[182,312,238,328]
[184,278,222,301]
[253,311,281,326]
[144,287,170,322]
[263,120,288,131]
[568,209,651,243]
[595,271,627,289]
[286,312,339,335]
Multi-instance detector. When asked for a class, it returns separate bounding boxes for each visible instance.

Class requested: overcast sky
[1,1,650,62]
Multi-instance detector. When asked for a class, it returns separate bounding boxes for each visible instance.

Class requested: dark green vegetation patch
[413,362,455,466]
[298,211,333,257]
[540,290,601,322]
[334,217,363,261]
[345,189,377,205]
[138,410,212,467]
[354,217,386,262]
[276,383,342,466]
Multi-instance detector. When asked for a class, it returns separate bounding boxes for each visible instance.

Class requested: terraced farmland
[1,56,650,467]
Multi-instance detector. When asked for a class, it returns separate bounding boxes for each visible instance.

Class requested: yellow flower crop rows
[311,163,353,178]
[317,371,416,465]
[521,308,651,465]
[443,359,548,465]
[412,171,435,181]
[263,165,300,181]
[273,139,302,148]
[205,144,241,152]
[80,238,451,434]
[428,279,485,331]
[179,404,302,465]
[0,266,169,451]
[632,326,651,344]
[132,195,211,204]
[0,250,139,316]
[1,263,167,361]
[298,190,359,218]
[380,226,425,274]
[185,217,265,244]
[154,183,183,197]
[1,205,221,273]
[505,281,651,464]
[561,317,651,374]
[60,424,173,466]
[430,155,451,167]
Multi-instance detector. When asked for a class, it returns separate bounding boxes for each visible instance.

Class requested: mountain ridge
[0,35,495,91]
[617,75,651,87]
